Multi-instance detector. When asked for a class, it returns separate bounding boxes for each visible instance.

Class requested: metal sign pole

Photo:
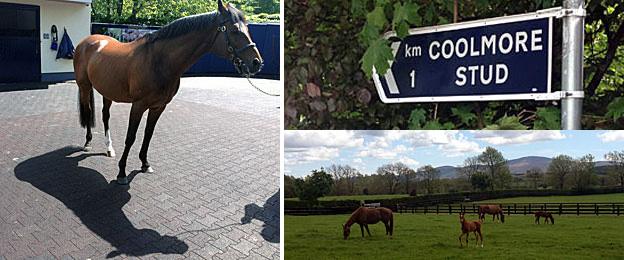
[561,0,585,129]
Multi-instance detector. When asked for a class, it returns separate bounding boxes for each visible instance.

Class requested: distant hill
[436,156,613,178]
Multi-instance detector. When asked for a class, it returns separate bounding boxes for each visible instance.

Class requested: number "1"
[410,70,416,88]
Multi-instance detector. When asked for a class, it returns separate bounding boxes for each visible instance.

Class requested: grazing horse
[478,204,505,223]
[459,213,484,248]
[534,211,555,224]
[342,206,393,240]
[73,0,262,185]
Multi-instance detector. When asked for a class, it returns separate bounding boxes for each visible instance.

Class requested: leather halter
[217,19,256,67]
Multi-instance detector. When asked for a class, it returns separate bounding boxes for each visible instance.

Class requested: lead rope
[246,74,280,96]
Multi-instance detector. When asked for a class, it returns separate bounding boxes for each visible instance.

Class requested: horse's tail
[78,88,95,128]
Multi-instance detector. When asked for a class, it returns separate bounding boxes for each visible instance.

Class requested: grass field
[285,213,624,259]
[479,193,624,203]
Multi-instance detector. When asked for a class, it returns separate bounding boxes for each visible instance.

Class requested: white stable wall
[1,0,91,74]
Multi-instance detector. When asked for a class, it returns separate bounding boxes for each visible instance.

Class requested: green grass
[285,214,624,259]
[480,193,624,203]
[285,194,410,201]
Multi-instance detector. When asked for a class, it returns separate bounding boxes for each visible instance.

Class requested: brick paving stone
[0,77,279,259]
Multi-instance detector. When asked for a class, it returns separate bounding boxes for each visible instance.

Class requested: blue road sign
[373,8,561,103]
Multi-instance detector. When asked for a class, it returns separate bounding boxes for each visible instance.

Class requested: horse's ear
[218,0,227,13]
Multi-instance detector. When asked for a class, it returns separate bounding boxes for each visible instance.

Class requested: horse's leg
[138,106,165,173]
[78,85,95,151]
[364,224,371,237]
[477,229,484,247]
[116,103,147,185]
[459,233,464,247]
[359,224,364,238]
[102,97,115,157]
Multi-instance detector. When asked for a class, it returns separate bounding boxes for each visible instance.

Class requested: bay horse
[478,204,505,223]
[73,0,262,185]
[342,206,393,240]
[459,213,484,247]
[534,211,554,224]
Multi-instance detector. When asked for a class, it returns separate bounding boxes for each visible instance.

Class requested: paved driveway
[0,77,280,259]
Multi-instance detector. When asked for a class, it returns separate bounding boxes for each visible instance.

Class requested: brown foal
[459,213,484,248]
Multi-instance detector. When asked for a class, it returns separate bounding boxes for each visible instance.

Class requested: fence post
[618,205,620,216]
[523,205,526,215]
[436,204,439,215]
[449,204,452,215]
[514,204,517,215]
[577,203,580,216]
[559,203,562,215]
[425,205,428,215]
[595,204,599,216]
[528,204,532,214]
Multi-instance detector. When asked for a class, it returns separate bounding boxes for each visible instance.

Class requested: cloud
[284,131,364,148]
[473,131,566,145]
[401,131,481,156]
[398,156,419,167]
[598,131,624,142]
[284,147,340,165]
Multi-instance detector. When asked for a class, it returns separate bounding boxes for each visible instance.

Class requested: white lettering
[455,67,467,86]
[531,29,543,51]
[499,33,513,54]
[495,64,508,84]
[429,41,440,60]
[470,37,480,56]
[481,35,496,55]
[455,38,468,58]
[480,65,493,85]
[468,66,479,85]
[516,31,528,52]
[442,40,454,59]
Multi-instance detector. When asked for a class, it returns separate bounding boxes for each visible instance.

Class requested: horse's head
[342,224,351,240]
[214,0,263,76]
[459,212,465,222]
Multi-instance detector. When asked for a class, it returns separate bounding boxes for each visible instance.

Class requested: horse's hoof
[116,177,128,185]
[141,166,154,173]
[83,146,92,152]
[107,150,116,157]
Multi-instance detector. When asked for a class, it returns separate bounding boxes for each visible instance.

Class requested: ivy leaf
[534,107,560,130]
[408,108,427,129]
[367,5,387,30]
[485,116,527,130]
[359,23,380,45]
[361,38,393,78]
[605,97,624,122]
[392,2,419,38]
[451,105,477,126]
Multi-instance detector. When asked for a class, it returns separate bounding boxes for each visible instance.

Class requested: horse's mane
[142,5,247,43]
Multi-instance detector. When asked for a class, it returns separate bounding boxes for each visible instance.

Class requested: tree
[478,147,511,190]
[525,168,543,189]
[547,155,574,190]
[284,175,297,198]
[418,165,440,194]
[470,173,491,192]
[327,164,361,195]
[569,154,596,191]
[459,156,481,180]
[605,150,624,188]
[296,169,334,202]
[376,163,412,194]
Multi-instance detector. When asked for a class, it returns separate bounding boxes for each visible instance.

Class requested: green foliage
[484,115,527,130]
[470,173,491,191]
[295,169,334,202]
[534,107,561,130]
[91,0,279,25]
[605,97,624,122]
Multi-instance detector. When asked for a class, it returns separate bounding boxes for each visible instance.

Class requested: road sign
[373,8,565,103]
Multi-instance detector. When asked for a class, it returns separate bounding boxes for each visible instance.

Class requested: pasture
[480,193,624,203]
[285,213,624,259]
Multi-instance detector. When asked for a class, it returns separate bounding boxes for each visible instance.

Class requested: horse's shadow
[14,146,188,258]
[241,191,279,243]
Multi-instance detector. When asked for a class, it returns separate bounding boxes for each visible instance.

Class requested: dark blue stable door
[0,3,40,83]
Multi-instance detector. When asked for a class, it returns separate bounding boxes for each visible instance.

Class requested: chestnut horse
[73,0,262,184]
[342,206,393,240]
[478,204,505,223]
[534,211,554,224]
[459,213,484,247]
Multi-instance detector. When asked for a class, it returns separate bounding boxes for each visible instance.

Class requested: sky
[284,130,624,177]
